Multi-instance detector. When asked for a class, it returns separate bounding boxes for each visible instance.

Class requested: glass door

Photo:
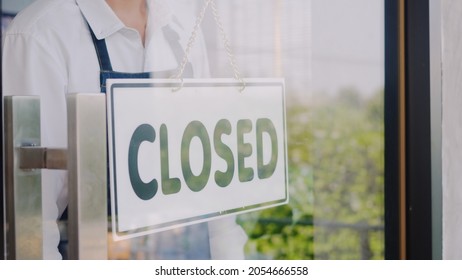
[2,0,385,260]
[106,0,385,260]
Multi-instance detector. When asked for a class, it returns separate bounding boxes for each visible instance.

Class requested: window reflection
[206,0,384,260]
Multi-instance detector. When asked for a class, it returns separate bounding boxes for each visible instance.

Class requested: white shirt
[3,0,245,259]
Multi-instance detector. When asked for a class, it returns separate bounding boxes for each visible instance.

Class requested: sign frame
[106,78,289,240]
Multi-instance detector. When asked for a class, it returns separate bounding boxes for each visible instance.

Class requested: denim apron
[60,25,210,260]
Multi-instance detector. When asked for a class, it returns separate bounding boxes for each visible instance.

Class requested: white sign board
[107,79,288,240]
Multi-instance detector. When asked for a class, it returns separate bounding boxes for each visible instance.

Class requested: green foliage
[239,88,384,260]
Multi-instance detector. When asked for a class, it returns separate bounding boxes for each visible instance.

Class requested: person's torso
[4,0,201,95]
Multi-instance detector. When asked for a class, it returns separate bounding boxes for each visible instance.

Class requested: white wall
[441,0,462,260]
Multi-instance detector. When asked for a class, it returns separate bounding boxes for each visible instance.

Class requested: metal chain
[173,0,246,92]
[210,0,246,92]
[173,0,212,81]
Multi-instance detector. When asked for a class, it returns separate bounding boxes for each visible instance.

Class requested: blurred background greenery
[238,87,384,260]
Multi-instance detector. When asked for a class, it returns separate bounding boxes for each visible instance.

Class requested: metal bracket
[19,147,68,170]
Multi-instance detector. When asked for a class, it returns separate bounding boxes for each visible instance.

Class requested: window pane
[2,0,384,260]
[205,0,384,260]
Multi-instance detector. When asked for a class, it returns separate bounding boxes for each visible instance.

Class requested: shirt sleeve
[2,31,69,259]
[2,32,68,146]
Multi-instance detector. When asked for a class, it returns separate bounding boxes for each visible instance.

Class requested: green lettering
[213,119,234,187]
[256,118,278,179]
[160,124,181,195]
[181,121,212,192]
[237,119,254,182]
[128,124,158,200]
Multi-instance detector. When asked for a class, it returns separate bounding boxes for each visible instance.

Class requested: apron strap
[89,27,114,72]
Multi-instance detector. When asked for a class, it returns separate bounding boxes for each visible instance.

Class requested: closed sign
[107,79,288,240]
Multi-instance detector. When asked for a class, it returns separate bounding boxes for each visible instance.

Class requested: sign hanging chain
[173,0,246,92]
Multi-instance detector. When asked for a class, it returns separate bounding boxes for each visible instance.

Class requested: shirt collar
[76,0,173,40]
[76,0,123,39]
